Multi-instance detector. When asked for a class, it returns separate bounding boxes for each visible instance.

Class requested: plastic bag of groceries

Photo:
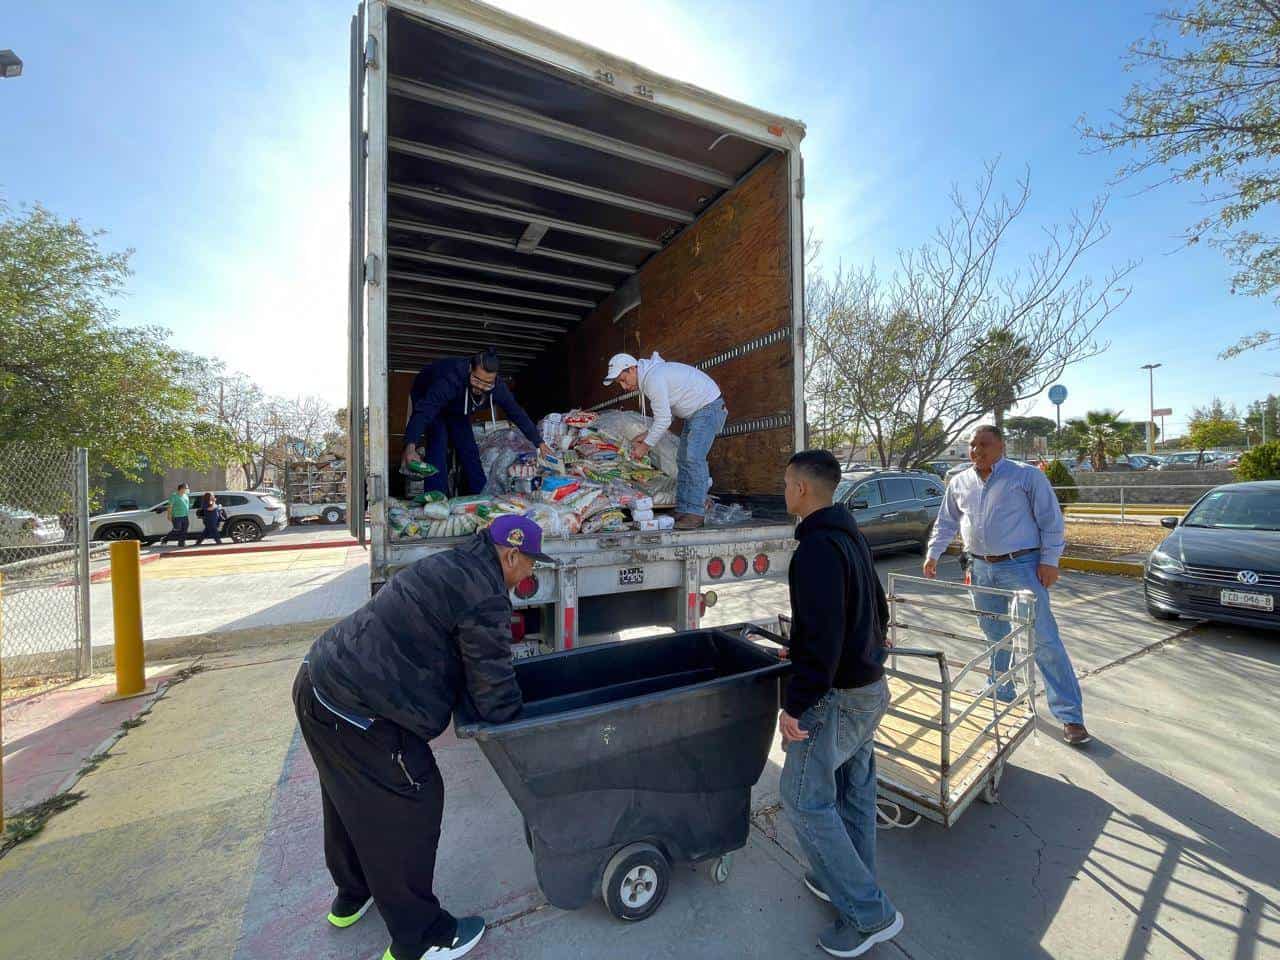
[480,428,536,496]
[592,411,680,478]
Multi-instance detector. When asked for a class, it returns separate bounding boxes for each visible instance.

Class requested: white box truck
[347,0,807,650]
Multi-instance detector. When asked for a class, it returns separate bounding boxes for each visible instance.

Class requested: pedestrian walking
[293,515,550,960]
[193,492,226,546]
[924,424,1091,745]
[160,482,190,547]
[779,450,904,958]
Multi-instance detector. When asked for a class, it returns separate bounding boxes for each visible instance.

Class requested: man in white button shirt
[924,424,1091,746]
[603,351,727,529]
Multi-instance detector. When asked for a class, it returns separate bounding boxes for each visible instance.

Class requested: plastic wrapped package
[400,460,439,478]
[523,503,565,538]
[706,501,753,526]
[421,501,451,521]
[582,509,628,534]
[592,411,680,478]
[480,428,537,496]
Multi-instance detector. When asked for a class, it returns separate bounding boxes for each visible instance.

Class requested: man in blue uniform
[401,349,550,495]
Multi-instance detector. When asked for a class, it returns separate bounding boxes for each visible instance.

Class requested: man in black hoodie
[779,451,903,958]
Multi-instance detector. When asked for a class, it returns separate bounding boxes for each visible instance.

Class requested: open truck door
[347,4,368,543]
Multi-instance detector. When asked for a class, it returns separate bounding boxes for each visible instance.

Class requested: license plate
[618,566,644,587]
[1220,589,1274,611]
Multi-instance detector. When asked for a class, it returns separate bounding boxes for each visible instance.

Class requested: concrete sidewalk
[1,567,1277,959]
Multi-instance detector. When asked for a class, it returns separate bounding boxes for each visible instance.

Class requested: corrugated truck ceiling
[383,5,793,374]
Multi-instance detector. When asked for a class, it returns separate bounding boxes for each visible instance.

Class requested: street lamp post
[1141,363,1162,455]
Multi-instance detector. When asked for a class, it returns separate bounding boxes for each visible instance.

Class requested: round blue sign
[1048,385,1068,405]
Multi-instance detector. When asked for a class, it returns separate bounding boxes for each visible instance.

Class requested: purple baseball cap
[488,515,554,563]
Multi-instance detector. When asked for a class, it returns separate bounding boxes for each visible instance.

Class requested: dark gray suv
[835,470,945,555]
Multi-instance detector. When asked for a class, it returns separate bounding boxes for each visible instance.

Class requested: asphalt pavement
[1,554,1275,959]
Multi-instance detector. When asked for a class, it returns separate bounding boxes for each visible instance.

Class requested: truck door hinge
[364,36,378,70]
[362,131,369,158]
[364,253,380,285]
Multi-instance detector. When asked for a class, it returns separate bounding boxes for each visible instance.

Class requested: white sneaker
[379,917,485,960]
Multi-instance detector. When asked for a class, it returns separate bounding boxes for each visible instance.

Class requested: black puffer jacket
[784,505,888,718]
[305,531,522,742]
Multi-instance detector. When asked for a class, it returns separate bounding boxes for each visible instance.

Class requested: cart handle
[741,624,789,647]
[883,646,945,666]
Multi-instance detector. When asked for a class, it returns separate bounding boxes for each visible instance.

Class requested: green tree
[1044,458,1078,505]
[1186,397,1245,461]
[1243,395,1280,445]
[1237,440,1280,480]
[1187,418,1241,465]
[0,202,239,476]
[1083,2,1280,305]
[1005,415,1058,458]
[965,329,1034,432]
[1063,410,1128,471]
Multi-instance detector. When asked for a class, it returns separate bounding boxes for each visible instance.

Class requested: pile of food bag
[387,409,688,542]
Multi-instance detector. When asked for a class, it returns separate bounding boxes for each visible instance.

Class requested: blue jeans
[781,680,896,932]
[970,550,1084,725]
[675,398,727,516]
[419,414,486,496]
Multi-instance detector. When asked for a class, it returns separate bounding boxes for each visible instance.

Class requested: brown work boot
[1063,723,1092,746]
[674,513,705,530]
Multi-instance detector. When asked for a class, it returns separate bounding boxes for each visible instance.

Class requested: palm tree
[965,329,1035,432]
[1064,410,1127,471]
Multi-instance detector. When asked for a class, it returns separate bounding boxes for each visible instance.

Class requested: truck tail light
[753,553,770,575]
[515,575,538,600]
[706,557,725,579]
[731,555,748,578]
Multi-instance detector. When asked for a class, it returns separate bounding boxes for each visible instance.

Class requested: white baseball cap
[603,353,638,386]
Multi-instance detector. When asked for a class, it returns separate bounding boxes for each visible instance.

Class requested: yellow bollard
[104,540,152,702]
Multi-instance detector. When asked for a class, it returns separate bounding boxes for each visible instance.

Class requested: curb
[87,554,162,584]
[1059,556,1144,578]
[150,539,360,561]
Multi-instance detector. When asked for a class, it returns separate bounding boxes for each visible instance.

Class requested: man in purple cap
[293,515,551,960]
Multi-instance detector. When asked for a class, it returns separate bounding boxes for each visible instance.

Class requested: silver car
[90,490,287,543]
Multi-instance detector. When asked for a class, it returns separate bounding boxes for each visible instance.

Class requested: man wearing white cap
[603,351,726,529]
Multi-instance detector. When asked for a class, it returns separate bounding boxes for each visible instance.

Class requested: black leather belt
[973,548,1038,564]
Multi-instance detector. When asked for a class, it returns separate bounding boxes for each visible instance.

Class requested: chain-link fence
[0,446,92,689]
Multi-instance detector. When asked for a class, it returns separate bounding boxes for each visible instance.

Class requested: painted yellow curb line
[1059,556,1144,578]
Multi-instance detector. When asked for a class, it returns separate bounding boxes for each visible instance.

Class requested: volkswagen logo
[1238,570,1260,586]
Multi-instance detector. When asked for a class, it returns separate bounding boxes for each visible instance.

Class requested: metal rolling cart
[874,573,1039,827]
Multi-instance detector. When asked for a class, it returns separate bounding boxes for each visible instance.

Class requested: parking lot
[1,552,1276,959]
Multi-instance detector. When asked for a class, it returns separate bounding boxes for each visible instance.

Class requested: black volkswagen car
[1144,481,1280,629]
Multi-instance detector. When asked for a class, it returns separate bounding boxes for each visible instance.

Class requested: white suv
[90,490,287,543]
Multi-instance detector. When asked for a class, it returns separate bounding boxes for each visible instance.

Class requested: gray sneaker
[819,912,904,958]
[804,871,831,903]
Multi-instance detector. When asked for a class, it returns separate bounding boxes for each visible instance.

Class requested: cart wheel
[601,843,670,922]
[980,770,1002,805]
[712,854,733,885]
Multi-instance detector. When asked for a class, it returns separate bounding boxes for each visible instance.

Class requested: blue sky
[4,0,1278,436]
